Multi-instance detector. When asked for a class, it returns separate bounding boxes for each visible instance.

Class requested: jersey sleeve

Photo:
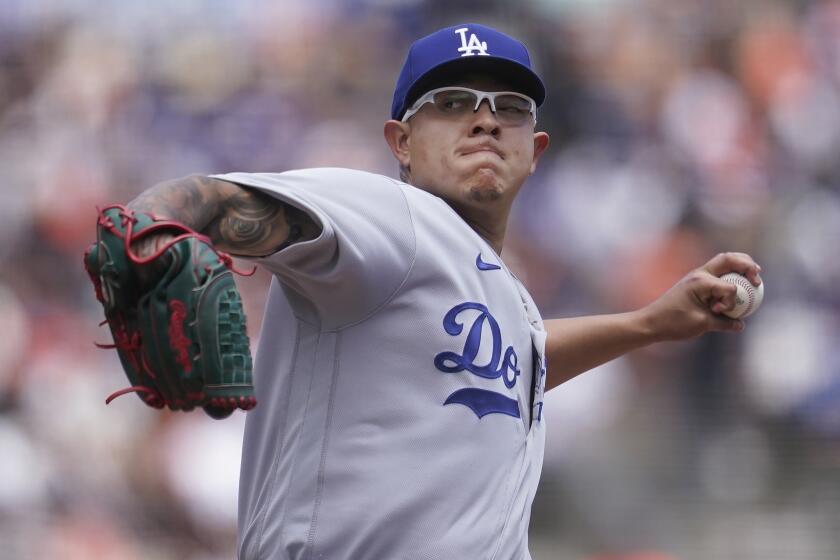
[210,168,416,328]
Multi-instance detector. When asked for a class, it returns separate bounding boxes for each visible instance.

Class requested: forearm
[128,175,225,230]
[543,310,657,390]
[542,253,762,391]
[127,174,319,256]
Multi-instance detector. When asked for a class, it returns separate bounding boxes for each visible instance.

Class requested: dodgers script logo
[532,353,546,423]
[455,27,489,57]
[434,302,521,419]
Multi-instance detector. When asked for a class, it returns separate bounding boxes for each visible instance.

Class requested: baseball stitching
[731,274,754,316]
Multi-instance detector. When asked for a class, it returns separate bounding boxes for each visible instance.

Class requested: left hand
[639,252,762,342]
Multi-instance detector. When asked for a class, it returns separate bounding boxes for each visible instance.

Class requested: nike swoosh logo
[476,253,501,271]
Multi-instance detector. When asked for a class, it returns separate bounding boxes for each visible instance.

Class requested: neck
[448,200,510,254]
[405,174,515,254]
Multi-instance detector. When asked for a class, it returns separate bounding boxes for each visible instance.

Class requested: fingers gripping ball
[84,205,257,419]
[719,272,764,319]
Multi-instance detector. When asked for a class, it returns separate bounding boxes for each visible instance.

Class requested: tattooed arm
[128,174,320,257]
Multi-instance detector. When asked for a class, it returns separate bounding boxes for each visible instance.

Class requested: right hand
[87,205,256,417]
[130,231,177,287]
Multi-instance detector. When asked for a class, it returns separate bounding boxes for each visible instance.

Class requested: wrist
[629,306,666,345]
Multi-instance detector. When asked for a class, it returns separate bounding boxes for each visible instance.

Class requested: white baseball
[719,272,764,319]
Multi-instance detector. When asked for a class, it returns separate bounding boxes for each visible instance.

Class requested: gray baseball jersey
[212,167,547,560]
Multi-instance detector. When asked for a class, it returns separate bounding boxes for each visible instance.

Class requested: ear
[383,120,412,167]
[529,131,550,175]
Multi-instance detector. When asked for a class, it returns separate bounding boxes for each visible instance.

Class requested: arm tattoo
[128,174,319,256]
[209,189,285,251]
[207,182,319,256]
[128,175,224,230]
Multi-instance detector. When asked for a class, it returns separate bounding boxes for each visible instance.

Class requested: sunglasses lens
[494,94,532,124]
[432,90,477,115]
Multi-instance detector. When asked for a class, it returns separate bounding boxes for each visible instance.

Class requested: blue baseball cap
[391,23,546,121]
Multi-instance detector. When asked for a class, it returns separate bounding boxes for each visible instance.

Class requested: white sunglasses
[401,86,537,125]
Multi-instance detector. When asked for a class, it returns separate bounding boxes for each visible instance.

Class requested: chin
[465,168,505,202]
[466,184,504,203]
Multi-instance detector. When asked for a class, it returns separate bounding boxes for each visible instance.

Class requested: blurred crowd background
[1,0,840,558]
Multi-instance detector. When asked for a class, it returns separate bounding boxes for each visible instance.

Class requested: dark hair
[399,164,411,183]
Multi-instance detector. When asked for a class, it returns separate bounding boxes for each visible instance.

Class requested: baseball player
[91,24,762,560]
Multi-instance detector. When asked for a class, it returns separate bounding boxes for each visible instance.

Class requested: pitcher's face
[386,76,550,215]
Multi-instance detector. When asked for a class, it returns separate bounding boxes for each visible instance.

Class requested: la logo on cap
[455,27,489,57]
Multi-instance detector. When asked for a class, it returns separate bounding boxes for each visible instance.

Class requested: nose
[469,100,500,137]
